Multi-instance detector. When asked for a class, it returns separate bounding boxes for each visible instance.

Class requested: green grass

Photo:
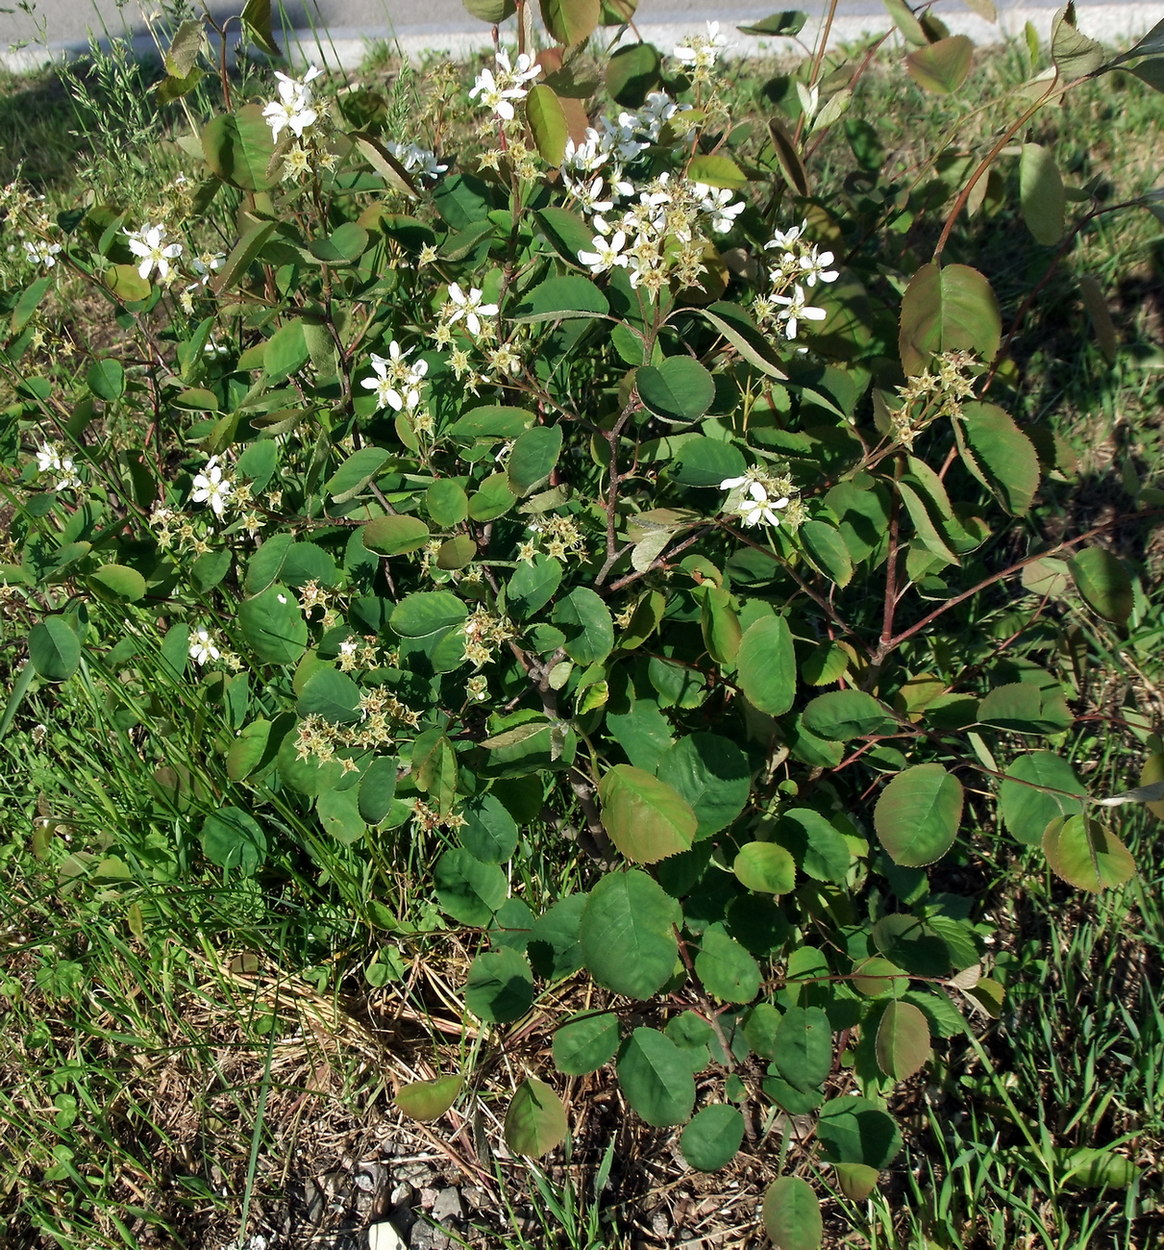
[1,21,1162,1250]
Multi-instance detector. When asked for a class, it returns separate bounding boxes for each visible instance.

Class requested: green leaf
[579,870,681,999]
[506,555,563,620]
[511,275,608,322]
[465,948,534,1022]
[817,1096,902,1168]
[28,617,82,682]
[802,690,894,741]
[657,732,750,837]
[508,425,563,495]
[606,42,661,106]
[1069,547,1134,626]
[434,849,508,925]
[687,153,748,190]
[999,751,1086,846]
[449,405,537,441]
[528,894,587,980]
[762,1176,822,1250]
[697,302,788,379]
[461,792,519,864]
[552,1012,620,1075]
[202,105,277,191]
[906,35,974,93]
[774,1006,832,1091]
[959,401,1040,514]
[89,564,146,602]
[695,923,761,1003]
[599,765,697,864]
[505,1077,567,1157]
[616,1027,696,1126]
[426,479,469,529]
[1051,4,1108,78]
[668,436,746,487]
[1042,815,1135,892]
[875,763,963,866]
[359,756,398,824]
[875,1000,931,1080]
[899,262,1002,376]
[326,447,393,503]
[680,1105,744,1171]
[240,0,280,55]
[238,583,308,665]
[737,11,807,37]
[540,0,601,45]
[733,842,797,894]
[462,0,516,20]
[391,591,467,638]
[835,1163,880,1202]
[774,809,850,883]
[525,84,569,167]
[799,519,853,587]
[636,357,716,423]
[86,358,125,402]
[1020,142,1066,244]
[199,807,266,876]
[735,615,796,715]
[297,668,361,723]
[308,223,369,266]
[552,587,614,665]
[363,515,431,556]
[395,1075,462,1121]
[212,216,276,295]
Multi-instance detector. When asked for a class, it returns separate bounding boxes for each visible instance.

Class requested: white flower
[189,628,221,666]
[765,221,807,253]
[263,66,322,141]
[190,455,234,518]
[577,229,628,276]
[124,224,182,282]
[445,284,498,336]
[362,340,428,411]
[469,50,540,122]
[799,246,839,286]
[673,21,727,71]
[772,283,827,340]
[34,442,81,491]
[568,175,614,217]
[562,135,607,174]
[385,140,448,181]
[694,183,745,234]
[737,495,788,527]
[23,240,62,269]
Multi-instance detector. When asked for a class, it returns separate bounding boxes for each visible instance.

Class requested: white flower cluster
[362,340,429,412]
[263,65,323,142]
[720,468,798,529]
[574,171,744,290]
[673,21,728,76]
[384,140,448,182]
[558,90,743,291]
[754,222,839,341]
[35,442,81,491]
[124,224,183,283]
[469,49,541,122]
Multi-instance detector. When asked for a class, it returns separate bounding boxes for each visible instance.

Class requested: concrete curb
[2,4,1158,74]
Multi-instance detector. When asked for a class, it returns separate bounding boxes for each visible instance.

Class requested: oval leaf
[1042,815,1135,892]
[505,1077,568,1157]
[762,1176,822,1250]
[874,1000,931,1081]
[579,870,681,999]
[874,763,963,866]
[598,764,697,864]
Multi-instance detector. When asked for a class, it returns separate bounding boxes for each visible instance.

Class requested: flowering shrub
[3,0,1162,1238]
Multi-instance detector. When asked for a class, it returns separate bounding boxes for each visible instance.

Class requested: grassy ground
[1,21,1163,1250]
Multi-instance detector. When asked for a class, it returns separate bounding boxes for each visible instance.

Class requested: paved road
[2,0,1158,70]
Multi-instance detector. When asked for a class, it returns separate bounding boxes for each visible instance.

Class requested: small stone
[430,1189,463,1223]
[389,1183,415,1207]
[408,1221,450,1250]
[366,1221,408,1250]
